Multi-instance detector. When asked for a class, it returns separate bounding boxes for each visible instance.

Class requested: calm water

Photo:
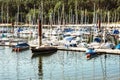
[0,46,120,80]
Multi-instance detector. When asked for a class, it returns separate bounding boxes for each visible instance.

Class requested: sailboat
[85,3,98,58]
[31,19,57,55]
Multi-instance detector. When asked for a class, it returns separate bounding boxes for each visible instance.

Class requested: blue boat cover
[16,43,29,47]
[86,48,96,55]
[17,28,23,32]
[94,37,101,43]
[115,44,120,49]
[113,29,119,34]
[64,36,75,42]
[63,28,74,32]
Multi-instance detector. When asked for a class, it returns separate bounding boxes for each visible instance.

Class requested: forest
[0,0,120,24]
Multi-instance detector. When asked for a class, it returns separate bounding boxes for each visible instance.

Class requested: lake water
[0,46,120,80]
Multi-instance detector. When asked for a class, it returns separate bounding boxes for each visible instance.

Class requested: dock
[57,46,120,55]
[29,44,120,55]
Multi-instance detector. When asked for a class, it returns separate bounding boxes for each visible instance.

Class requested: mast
[93,3,96,26]
[1,3,3,23]
[40,0,43,25]
[98,0,101,30]
[85,9,87,24]
[75,0,78,24]
[7,4,9,32]
[17,5,19,25]
[81,9,83,25]
[7,5,9,24]
[70,9,72,24]
[63,3,65,27]
[58,8,60,25]
[33,4,36,25]
[12,21,14,36]
[38,19,42,46]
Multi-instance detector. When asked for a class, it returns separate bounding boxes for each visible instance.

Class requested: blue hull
[86,48,96,59]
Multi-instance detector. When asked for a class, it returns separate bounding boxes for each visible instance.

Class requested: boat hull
[12,47,29,52]
[86,48,96,59]
[31,46,58,56]
[12,43,29,52]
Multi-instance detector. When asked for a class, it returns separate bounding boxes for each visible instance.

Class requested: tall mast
[58,8,60,25]
[98,0,101,30]
[33,4,36,25]
[62,2,65,27]
[7,4,9,25]
[107,11,110,25]
[41,0,43,25]
[1,3,3,23]
[85,9,87,24]
[81,9,83,25]
[93,3,96,26]
[17,5,19,25]
[75,0,78,24]
[7,3,9,32]
[38,19,42,46]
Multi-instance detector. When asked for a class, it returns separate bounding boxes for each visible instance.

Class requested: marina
[1,23,120,55]
[0,0,120,80]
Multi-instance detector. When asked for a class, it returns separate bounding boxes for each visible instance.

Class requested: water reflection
[38,57,43,79]
[0,46,38,80]
[36,51,120,80]
[0,47,119,80]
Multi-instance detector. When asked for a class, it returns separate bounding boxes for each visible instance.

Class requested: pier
[57,46,120,55]
[29,43,120,55]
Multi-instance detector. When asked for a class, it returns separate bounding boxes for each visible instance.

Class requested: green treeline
[0,0,120,24]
